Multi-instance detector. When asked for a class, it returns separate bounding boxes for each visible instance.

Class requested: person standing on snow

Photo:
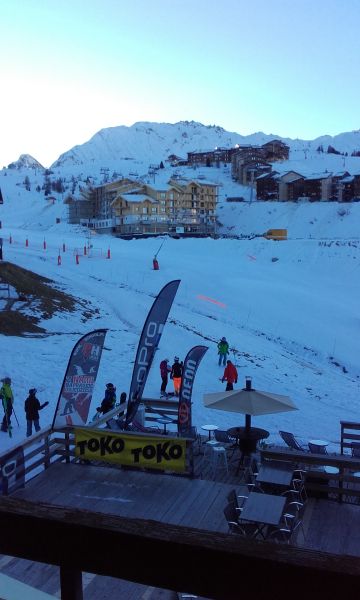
[222,360,238,391]
[0,377,14,433]
[160,358,171,396]
[97,383,116,415]
[170,356,183,396]
[24,388,49,437]
[217,337,229,366]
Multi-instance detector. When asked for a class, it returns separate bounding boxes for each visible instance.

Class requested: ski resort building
[67,177,219,237]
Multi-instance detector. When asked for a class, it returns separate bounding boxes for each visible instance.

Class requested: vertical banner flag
[52,329,107,428]
[126,280,181,425]
[177,345,208,436]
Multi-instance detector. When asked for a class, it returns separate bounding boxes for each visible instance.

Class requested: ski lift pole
[154,239,165,260]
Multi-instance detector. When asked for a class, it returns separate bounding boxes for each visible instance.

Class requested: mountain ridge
[4,121,360,173]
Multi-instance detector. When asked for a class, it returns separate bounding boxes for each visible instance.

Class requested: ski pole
[12,405,19,427]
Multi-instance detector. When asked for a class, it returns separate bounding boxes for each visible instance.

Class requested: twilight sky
[1,0,360,168]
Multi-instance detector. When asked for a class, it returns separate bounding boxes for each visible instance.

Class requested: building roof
[121,194,158,204]
[305,172,332,181]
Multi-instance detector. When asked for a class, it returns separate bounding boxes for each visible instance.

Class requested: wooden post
[60,566,83,600]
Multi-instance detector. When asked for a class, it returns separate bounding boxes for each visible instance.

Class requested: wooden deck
[2,436,360,599]
[0,449,237,600]
[12,461,235,533]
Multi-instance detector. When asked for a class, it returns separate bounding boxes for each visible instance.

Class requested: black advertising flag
[177,345,208,436]
[126,280,180,425]
[52,329,107,429]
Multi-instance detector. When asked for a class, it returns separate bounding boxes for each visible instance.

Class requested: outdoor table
[309,439,329,447]
[256,463,295,493]
[240,492,286,538]
[227,426,269,473]
[157,417,173,435]
[201,424,219,441]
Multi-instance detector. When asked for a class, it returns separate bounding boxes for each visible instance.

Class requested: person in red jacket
[222,360,238,391]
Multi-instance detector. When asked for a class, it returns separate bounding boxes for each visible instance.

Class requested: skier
[24,388,49,437]
[160,358,171,396]
[0,377,14,433]
[97,383,116,415]
[221,360,238,391]
[217,336,229,366]
[170,356,183,396]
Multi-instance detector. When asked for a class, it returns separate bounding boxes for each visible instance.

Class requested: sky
[0,154,359,455]
[1,0,360,168]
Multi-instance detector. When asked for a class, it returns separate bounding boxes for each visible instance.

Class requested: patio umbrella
[203,377,298,433]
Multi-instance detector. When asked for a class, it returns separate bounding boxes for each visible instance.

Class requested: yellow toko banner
[74,428,187,472]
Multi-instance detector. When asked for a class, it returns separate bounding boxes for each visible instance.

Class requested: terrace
[1,401,360,599]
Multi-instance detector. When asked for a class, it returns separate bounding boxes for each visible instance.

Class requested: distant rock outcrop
[7,154,45,171]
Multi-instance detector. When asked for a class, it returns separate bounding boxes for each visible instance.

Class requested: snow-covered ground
[0,159,359,455]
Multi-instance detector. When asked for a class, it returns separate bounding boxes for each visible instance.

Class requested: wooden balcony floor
[1,441,360,599]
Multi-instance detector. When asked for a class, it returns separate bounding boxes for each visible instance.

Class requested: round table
[227,426,269,473]
[201,424,219,441]
[157,417,173,435]
[309,439,329,447]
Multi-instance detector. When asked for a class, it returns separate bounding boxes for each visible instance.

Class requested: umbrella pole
[245,413,251,433]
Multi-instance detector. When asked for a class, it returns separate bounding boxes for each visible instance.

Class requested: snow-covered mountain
[49,121,360,172]
[3,121,360,182]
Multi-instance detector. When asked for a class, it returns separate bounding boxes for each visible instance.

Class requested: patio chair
[266,526,292,544]
[214,429,236,446]
[223,502,260,538]
[227,488,248,513]
[241,466,264,493]
[292,469,308,502]
[283,501,306,543]
[279,430,306,452]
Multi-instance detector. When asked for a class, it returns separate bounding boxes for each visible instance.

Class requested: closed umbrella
[203,377,298,433]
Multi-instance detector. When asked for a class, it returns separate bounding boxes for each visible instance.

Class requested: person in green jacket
[0,377,14,432]
[217,337,229,366]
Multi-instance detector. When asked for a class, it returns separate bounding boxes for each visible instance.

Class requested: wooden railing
[0,494,360,600]
[340,421,360,454]
[0,399,190,497]
[261,446,360,502]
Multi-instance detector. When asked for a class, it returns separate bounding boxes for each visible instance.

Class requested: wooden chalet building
[70,177,219,237]
[231,140,290,185]
[187,147,238,166]
[256,171,280,200]
[262,139,290,162]
[232,148,272,185]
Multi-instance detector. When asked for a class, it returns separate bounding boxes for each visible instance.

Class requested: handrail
[261,446,360,501]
